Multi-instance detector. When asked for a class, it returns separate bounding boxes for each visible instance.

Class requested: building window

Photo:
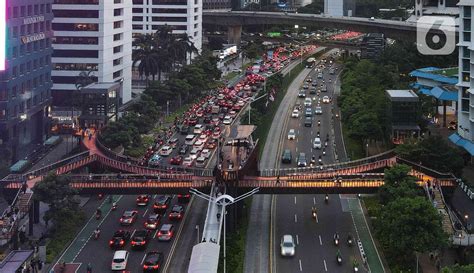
[113,21,123,29]
[194,31,198,37]
[113,46,122,53]
[462,99,469,112]
[114,8,123,16]
[465,7,472,18]
[113,58,122,66]
[464,32,471,42]
[464,19,471,31]
[113,33,122,41]
[132,25,143,30]
[52,23,99,31]
[113,70,122,79]
[53,10,99,18]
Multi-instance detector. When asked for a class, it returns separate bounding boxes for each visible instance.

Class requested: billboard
[267,32,281,38]
[0,0,5,71]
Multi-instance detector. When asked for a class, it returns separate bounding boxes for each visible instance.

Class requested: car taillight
[120,240,124,245]
[109,240,114,245]
[158,231,162,236]
[119,218,123,222]
[131,241,136,245]
[178,215,182,218]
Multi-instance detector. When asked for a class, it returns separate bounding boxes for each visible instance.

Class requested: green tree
[297,0,324,14]
[395,136,464,176]
[441,264,474,273]
[132,33,160,83]
[379,164,421,205]
[376,197,448,265]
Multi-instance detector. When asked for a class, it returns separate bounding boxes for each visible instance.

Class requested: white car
[201,149,211,159]
[223,116,232,125]
[159,146,173,156]
[193,124,203,134]
[291,109,299,118]
[315,106,323,115]
[189,147,202,159]
[198,134,208,143]
[195,156,206,168]
[194,140,205,150]
[280,235,295,257]
[304,98,312,107]
[288,129,296,140]
[322,96,330,103]
[182,157,194,167]
[111,250,129,271]
[313,137,322,149]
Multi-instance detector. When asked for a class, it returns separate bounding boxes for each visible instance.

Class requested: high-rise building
[203,0,231,9]
[131,0,202,52]
[409,0,459,24]
[360,33,385,59]
[51,0,133,108]
[324,0,355,17]
[452,3,474,156]
[0,0,54,160]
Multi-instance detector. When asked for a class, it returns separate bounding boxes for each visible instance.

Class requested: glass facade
[0,0,53,160]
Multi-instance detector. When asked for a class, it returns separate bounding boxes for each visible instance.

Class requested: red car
[136,195,150,206]
[169,156,183,165]
[206,139,217,149]
[212,131,221,139]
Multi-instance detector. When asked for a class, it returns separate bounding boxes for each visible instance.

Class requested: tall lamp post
[190,187,260,273]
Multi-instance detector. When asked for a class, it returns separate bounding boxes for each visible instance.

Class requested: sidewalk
[348,198,385,273]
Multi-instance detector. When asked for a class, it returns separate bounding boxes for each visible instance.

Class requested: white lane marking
[323,260,328,271]
[294,196,297,204]
[315,213,319,223]
[296,234,299,245]
[131,229,136,239]
[319,235,322,245]
[143,208,149,217]
[299,259,303,271]
[141,253,147,265]
[313,197,316,205]
[296,147,298,153]
[294,214,298,223]
[153,230,158,239]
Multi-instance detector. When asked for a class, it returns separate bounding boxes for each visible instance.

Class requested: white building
[452,2,474,156]
[51,0,132,105]
[324,0,343,16]
[408,0,459,25]
[131,0,202,53]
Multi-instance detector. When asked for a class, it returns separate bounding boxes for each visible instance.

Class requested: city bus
[305,57,316,68]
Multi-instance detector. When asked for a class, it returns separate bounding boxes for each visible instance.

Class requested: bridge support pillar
[33,200,40,224]
[29,204,34,236]
[227,25,242,46]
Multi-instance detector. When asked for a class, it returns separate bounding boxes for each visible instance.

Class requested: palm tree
[132,33,160,83]
[176,33,198,64]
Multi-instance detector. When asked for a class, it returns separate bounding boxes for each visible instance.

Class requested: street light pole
[166,100,170,116]
[224,207,227,273]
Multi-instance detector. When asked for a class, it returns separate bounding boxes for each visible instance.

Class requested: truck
[305,57,316,68]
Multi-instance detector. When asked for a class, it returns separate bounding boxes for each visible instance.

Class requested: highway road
[66,194,189,272]
[272,56,367,273]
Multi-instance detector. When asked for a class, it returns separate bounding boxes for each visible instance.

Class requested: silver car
[280,235,295,256]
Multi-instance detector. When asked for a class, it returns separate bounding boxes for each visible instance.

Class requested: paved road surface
[271,54,369,273]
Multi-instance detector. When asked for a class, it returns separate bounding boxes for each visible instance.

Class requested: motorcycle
[347,235,353,246]
[325,194,329,203]
[337,254,342,264]
[325,141,328,147]
[95,209,102,220]
[334,238,339,246]
[322,150,326,156]
[317,120,321,126]
[111,203,117,211]
[93,230,101,240]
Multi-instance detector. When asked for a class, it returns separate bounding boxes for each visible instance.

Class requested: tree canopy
[379,164,421,205]
[441,264,474,273]
[395,136,464,176]
[376,197,448,264]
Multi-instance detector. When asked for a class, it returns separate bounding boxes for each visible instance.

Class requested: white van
[111,250,129,271]
[184,134,196,145]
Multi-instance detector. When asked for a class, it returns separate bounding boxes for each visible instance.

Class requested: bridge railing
[1,151,91,183]
[67,173,201,181]
[396,157,456,179]
[95,133,214,176]
[259,150,396,177]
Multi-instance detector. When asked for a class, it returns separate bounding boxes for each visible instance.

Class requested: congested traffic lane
[274,57,367,273]
[73,194,189,272]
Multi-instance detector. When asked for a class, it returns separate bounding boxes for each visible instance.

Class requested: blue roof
[418,87,433,96]
[417,67,441,72]
[409,70,458,85]
[430,86,458,101]
[9,160,30,173]
[449,133,474,155]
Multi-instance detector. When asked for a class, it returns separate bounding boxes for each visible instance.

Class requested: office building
[451,3,474,156]
[51,0,133,110]
[360,33,385,59]
[386,90,420,144]
[324,0,355,17]
[0,0,54,161]
[408,0,459,24]
[132,0,202,53]
[203,0,231,10]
